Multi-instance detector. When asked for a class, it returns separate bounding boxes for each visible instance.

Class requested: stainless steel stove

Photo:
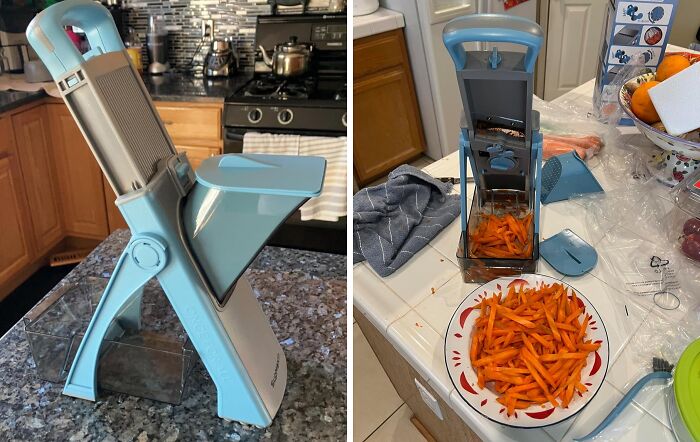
[223,14,347,153]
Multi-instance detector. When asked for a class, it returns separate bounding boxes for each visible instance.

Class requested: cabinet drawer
[175,145,220,170]
[354,29,405,79]
[156,104,222,146]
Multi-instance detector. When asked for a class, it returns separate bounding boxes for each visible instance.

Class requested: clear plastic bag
[578,179,700,319]
[533,96,616,161]
[594,52,654,125]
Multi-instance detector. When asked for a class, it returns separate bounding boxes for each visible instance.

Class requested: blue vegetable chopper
[442,14,544,283]
[26,0,326,427]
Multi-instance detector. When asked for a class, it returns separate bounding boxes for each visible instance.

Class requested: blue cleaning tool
[574,358,673,441]
[443,14,544,282]
[539,229,597,276]
[26,0,326,427]
[541,151,603,204]
[625,5,643,21]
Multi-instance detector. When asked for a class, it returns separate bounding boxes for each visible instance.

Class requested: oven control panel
[312,23,347,50]
[226,103,347,133]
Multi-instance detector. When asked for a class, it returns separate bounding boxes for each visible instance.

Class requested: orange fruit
[656,55,691,81]
[631,81,661,124]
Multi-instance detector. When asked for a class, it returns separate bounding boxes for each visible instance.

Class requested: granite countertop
[0,230,347,441]
[0,90,46,114]
[0,72,251,113]
[141,72,251,103]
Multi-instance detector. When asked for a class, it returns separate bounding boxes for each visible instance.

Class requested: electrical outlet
[414,378,443,420]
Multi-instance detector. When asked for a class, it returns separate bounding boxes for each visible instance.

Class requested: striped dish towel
[243,132,347,222]
[353,165,460,276]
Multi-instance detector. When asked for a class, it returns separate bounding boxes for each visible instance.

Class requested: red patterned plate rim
[444,274,610,429]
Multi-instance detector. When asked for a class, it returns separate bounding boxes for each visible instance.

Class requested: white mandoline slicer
[26,0,326,426]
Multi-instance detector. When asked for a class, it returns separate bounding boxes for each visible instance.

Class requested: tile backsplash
[123,0,272,72]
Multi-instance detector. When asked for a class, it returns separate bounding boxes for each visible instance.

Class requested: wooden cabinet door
[12,105,63,253]
[354,65,425,185]
[103,175,128,233]
[156,103,222,147]
[0,117,35,291]
[544,0,606,100]
[47,104,109,239]
[175,145,219,170]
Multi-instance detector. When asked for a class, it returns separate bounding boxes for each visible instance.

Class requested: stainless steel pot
[259,36,312,77]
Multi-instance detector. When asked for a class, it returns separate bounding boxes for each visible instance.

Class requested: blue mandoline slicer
[442,14,544,283]
[26,0,326,427]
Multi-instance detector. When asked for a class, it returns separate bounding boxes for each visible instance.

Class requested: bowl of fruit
[619,53,700,186]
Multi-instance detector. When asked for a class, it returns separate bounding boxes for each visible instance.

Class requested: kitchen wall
[669,0,700,48]
[123,0,272,72]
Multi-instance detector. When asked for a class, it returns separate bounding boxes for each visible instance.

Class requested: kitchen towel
[353,165,461,276]
[243,132,347,222]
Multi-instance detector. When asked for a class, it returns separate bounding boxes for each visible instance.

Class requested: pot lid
[674,338,700,440]
[279,36,309,53]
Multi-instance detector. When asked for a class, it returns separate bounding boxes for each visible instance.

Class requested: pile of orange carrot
[469,212,533,259]
[470,281,600,416]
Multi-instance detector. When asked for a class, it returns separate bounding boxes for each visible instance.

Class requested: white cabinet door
[544,0,607,100]
[481,0,539,53]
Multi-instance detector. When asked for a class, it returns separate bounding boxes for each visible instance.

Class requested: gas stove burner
[241,76,316,100]
[243,79,283,97]
[278,82,309,99]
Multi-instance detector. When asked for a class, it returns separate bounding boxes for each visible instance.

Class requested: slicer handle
[442,13,543,73]
[26,0,124,80]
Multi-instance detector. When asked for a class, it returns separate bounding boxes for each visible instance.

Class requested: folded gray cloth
[353,165,461,276]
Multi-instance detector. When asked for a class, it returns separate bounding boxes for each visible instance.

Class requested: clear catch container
[24,277,196,404]
[457,189,539,282]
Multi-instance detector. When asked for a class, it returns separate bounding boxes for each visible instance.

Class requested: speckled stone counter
[141,73,251,103]
[0,230,346,441]
[0,90,46,114]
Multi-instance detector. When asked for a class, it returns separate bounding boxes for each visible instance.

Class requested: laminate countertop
[0,230,347,441]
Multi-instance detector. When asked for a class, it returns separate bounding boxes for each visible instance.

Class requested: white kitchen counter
[353,7,405,40]
[354,76,685,440]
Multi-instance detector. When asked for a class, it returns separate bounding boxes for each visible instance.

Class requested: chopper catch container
[442,14,544,283]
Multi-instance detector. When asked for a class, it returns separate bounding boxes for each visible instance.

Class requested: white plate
[445,274,610,428]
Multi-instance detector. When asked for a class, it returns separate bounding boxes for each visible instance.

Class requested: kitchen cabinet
[47,104,109,239]
[103,176,128,233]
[354,29,426,186]
[12,105,63,255]
[173,144,219,170]
[156,103,222,147]
[0,116,35,297]
[154,102,223,170]
[543,0,607,100]
[0,98,223,299]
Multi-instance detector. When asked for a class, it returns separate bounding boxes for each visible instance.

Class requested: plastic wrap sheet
[571,177,700,439]
[534,95,614,161]
[594,52,653,125]
[578,179,700,316]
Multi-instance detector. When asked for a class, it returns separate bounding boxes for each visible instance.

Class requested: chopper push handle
[26,0,124,80]
[442,13,543,73]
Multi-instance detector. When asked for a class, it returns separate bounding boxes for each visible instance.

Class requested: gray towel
[353,165,461,276]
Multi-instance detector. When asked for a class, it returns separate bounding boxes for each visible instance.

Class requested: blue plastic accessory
[540,229,597,276]
[574,357,674,441]
[541,151,604,204]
